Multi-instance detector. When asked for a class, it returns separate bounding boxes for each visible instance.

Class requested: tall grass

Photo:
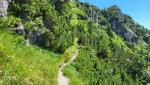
[60,38,79,63]
[0,31,61,85]
[63,65,86,85]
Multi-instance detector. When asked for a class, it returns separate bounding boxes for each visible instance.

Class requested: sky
[80,0,150,29]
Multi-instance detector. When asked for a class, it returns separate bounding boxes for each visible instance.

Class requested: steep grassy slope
[0,30,61,85]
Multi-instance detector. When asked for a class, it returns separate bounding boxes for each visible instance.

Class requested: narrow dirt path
[58,49,79,85]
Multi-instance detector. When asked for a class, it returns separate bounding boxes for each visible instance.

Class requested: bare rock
[0,0,11,17]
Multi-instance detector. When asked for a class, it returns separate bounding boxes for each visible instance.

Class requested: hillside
[0,0,150,85]
[0,30,61,85]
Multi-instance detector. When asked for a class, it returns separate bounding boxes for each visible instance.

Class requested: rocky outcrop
[0,0,11,17]
[143,36,150,45]
[111,19,139,43]
[83,4,141,44]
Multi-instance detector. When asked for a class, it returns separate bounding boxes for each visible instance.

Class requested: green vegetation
[0,31,61,85]
[64,65,85,85]
[61,38,78,63]
[0,0,149,85]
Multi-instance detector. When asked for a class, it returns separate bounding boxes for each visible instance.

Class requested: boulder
[0,0,11,17]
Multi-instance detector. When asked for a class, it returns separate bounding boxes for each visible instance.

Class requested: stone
[13,22,25,35]
[0,0,11,17]
[111,19,139,43]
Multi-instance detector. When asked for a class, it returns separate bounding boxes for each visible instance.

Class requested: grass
[60,38,78,63]
[59,38,85,85]
[63,65,86,85]
[0,30,85,85]
[0,30,62,85]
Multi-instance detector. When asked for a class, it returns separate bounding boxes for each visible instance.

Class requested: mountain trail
[58,49,79,85]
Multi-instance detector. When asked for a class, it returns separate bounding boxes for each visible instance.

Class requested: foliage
[63,65,86,85]
[61,38,78,63]
[0,31,61,85]
[0,16,21,29]
[0,0,149,84]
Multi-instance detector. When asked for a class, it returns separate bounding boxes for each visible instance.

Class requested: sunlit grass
[0,31,61,85]
[63,65,86,85]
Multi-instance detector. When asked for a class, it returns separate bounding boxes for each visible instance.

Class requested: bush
[0,16,21,29]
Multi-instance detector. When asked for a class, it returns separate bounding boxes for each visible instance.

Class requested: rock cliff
[0,0,11,17]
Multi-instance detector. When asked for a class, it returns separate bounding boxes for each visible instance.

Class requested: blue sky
[80,0,150,29]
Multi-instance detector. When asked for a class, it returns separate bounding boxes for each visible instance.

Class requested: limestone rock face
[111,19,139,43]
[0,0,11,17]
